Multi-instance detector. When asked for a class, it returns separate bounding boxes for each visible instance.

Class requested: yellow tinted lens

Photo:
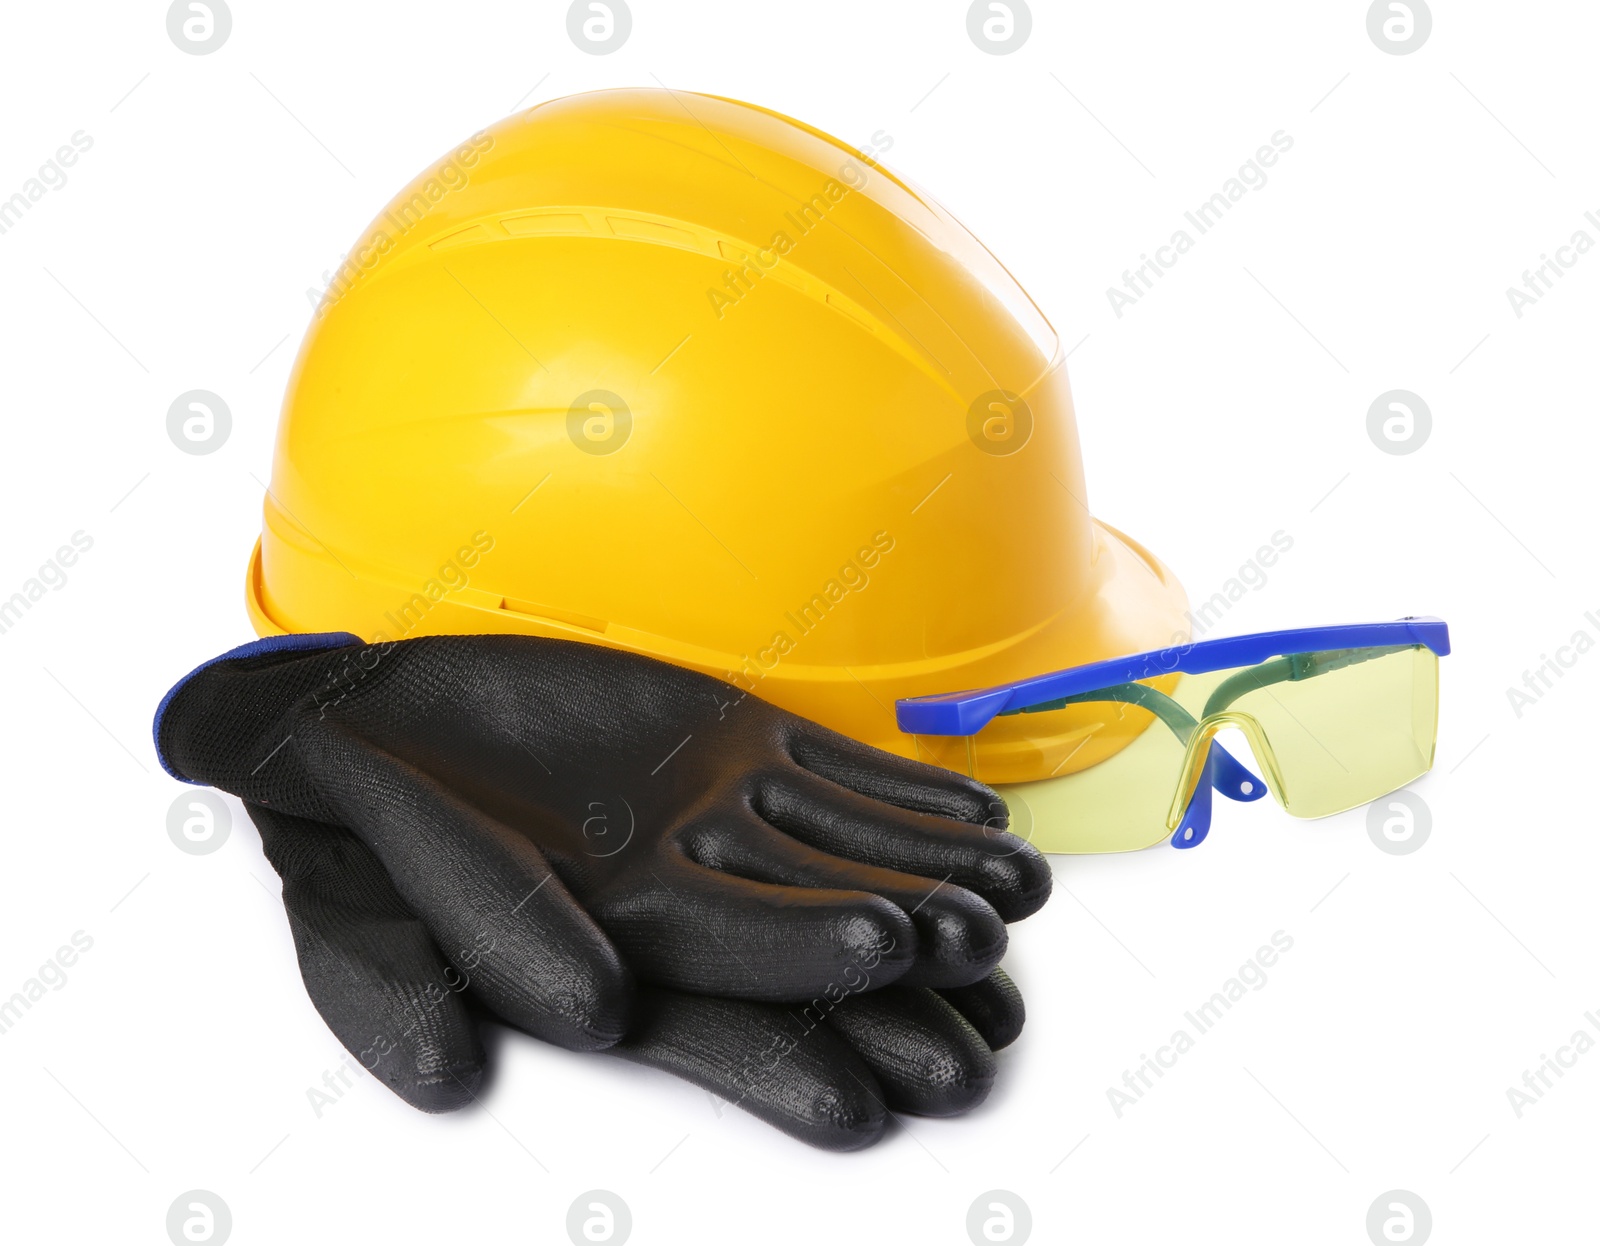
[998,720,1181,853]
[993,668,1236,853]
[1211,646,1438,817]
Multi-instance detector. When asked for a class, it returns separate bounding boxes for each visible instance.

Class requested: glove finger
[935,966,1026,1051]
[246,803,485,1112]
[759,767,1053,922]
[788,722,1006,826]
[611,987,887,1151]
[303,723,634,1051]
[683,805,1006,989]
[596,855,915,1000]
[825,984,997,1117]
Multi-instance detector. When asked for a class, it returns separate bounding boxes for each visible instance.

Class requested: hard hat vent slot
[499,597,610,634]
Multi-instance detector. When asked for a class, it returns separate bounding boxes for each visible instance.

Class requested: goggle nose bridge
[1165,710,1287,831]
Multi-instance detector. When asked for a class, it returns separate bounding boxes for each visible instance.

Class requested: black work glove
[154,634,1049,1141]
[620,960,1028,1148]
[252,799,1024,1149]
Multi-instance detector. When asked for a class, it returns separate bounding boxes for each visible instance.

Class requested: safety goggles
[895,618,1449,853]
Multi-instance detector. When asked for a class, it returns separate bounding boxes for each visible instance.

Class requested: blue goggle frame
[894,617,1451,849]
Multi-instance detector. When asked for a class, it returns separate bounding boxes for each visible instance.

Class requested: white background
[2,1,1596,1242]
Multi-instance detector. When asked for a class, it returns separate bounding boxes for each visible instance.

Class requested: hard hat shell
[247,88,1188,785]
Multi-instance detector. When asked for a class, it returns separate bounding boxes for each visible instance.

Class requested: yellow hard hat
[247,88,1187,786]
